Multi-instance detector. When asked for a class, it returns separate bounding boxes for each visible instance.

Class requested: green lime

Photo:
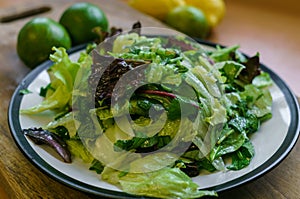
[165,5,210,39]
[17,17,71,68]
[59,2,109,45]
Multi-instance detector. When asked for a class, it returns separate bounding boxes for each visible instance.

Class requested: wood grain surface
[0,0,299,198]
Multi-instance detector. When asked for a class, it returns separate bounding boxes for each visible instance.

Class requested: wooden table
[0,0,299,198]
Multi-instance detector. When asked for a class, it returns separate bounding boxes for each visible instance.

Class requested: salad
[21,30,273,198]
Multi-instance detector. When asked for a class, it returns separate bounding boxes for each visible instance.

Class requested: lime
[185,0,226,27]
[17,17,71,69]
[165,5,210,39]
[59,2,109,45]
[128,0,185,21]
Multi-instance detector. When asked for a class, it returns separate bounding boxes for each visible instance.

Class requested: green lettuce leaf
[21,47,86,114]
[252,72,273,88]
[190,65,222,98]
[45,112,78,138]
[21,78,70,114]
[216,61,245,83]
[66,139,94,163]
[112,33,161,54]
[146,62,182,86]
[119,167,217,198]
[209,45,240,62]
[48,47,80,91]
[240,85,273,118]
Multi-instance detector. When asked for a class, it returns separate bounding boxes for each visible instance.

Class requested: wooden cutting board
[0,1,168,198]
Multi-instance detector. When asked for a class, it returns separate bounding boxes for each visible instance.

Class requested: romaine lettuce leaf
[190,65,222,98]
[146,63,182,86]
[112,33,161,54]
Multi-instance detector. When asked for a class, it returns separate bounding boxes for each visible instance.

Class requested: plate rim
[8,41,300,198]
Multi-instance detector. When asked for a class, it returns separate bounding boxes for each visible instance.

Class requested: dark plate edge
[7,41,300,198]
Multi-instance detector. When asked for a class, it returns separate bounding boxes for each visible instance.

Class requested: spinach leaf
[228,114,260,134]
[198,158,217,172]
[210,130,247,161]
[89,159,105,174]
[167,99,181,120]
[227,140,255,170]
[39,83,54,97]
[52,126,70,140]
[114,134,171,153]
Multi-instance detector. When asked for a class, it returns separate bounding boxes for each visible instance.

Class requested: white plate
[8,42,300,198]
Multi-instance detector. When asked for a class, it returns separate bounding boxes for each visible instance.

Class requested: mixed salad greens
[21,31,273,198]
